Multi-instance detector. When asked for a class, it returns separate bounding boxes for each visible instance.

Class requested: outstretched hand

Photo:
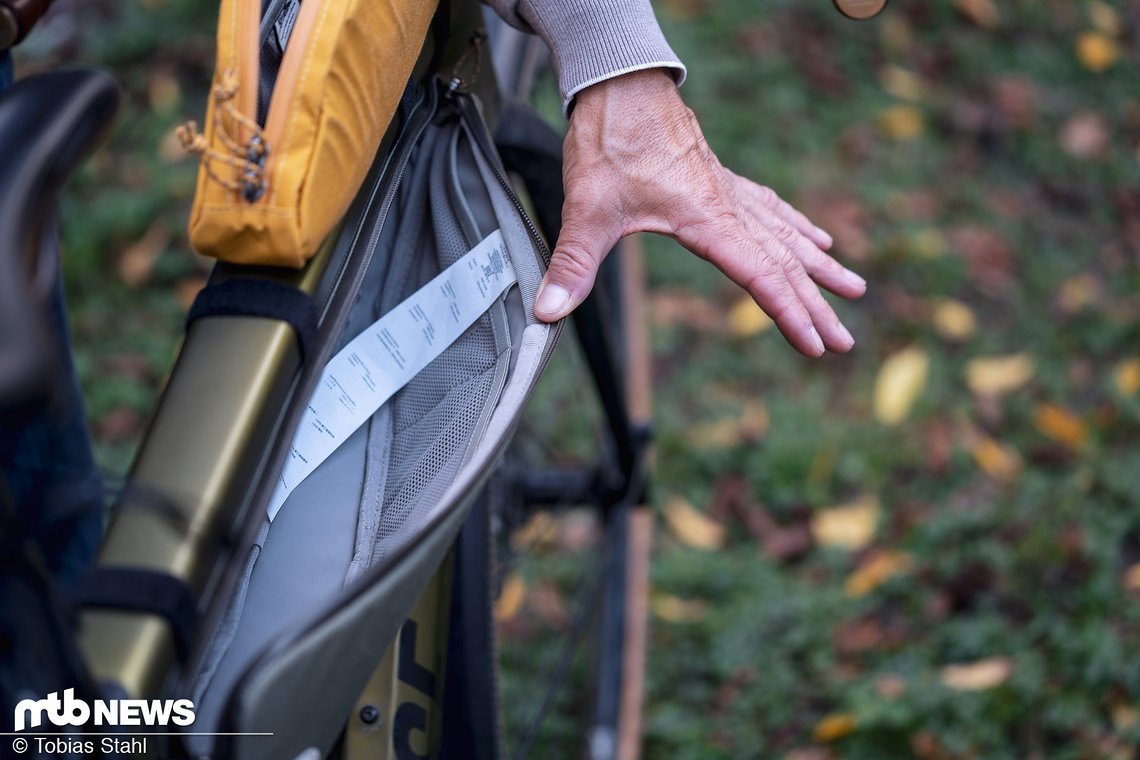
[533,69,866,357]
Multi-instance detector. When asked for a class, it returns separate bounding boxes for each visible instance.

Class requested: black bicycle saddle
[0,68,119,417]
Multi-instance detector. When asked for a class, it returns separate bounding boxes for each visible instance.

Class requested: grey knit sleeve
[484,0,686,116]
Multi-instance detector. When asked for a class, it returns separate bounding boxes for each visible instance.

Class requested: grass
[15,0,1140,757]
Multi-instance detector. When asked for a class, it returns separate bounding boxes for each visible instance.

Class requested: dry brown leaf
[1112,703,1140,732]
[650,289,723,331]
[932,299,977,342]
[493,573,526,621]
[879,65,927,102]
[117,221,171,287]
[1077,32,1119,72]
[1033,404,1088,450]
[1059,113,1111,159]
[965,354,1035,397]
[1123,563,1140,592]
[1112,358,1140,397]
[811,494,880,551]
[687,402,768,449]
[940,657,1013,691]
[879,105,925,140]
[727,297,774,337]
[874,674,908,699]
[873,346,930,425]
[972,435,1023,482]
[954,0,1000,28]
[1089,1,1122,35]
[651,593,710,623]
[845,550,915,598]
[947,225,1016,296]
[663,495,725,550]
[812,713,857,743]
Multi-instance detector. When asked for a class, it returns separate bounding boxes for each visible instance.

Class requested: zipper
[233,0,324,203]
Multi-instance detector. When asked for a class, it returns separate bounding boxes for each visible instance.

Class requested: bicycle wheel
[441,159,654,760]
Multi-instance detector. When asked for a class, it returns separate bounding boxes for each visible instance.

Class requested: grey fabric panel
[190,424,367,745]
[226,486,477,760]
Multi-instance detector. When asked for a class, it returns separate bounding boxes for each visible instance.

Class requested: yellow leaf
[954,0,1000,28]
[1077,32,1118,72]
[741,401,771,439]
[965,354,1035,397]
[873,346,930,425]
[663,495,725,550]
[972,435,1022,482]
[910,228,947,258]
[727,297,774,337]
[878,105,925,140]
[687,401,769,449]
[812,713,857,743]
[651,593,710,623]
[932,299,977,342]
[1123,563,1140,592]
[1057,272,1102,311]
[1033,403,1088,450]
[1112,703,1140,733]
[940,657,1013,691]
[879,65,928,103]
[1113,358,1140,397]
[811,494,880,551]
[844,551,915,598]
[494,573,527,621]
[1089,1,1122,36]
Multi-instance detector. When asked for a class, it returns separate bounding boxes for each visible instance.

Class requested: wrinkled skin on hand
[533,69,867,357]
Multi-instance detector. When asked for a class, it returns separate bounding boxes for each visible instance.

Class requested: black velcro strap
[73,567,197,662]
[186,278,318,363]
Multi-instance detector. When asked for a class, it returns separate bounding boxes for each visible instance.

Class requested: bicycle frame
[21,2,654,757]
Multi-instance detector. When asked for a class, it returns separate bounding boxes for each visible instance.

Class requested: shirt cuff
[517,0,687,117]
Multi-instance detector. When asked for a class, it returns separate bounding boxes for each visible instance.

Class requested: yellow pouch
[181,0,438,268]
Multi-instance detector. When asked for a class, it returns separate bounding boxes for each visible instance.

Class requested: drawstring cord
[447,31,485,93]
[177,69,268,202]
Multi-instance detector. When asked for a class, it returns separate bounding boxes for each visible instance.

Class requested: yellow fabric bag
[181,0,438,268]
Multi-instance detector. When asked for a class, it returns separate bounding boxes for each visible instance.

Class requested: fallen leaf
[812,713,857,743]
[972,435,1023,482]
[1122,563,1140,592]
[874,346,930,425]
[932,299,977,342]
[991,76,1038,130]
[650,289,723,331]
[879,65,928,102]
[1060,113,1111,159]
[1089,1,1122,35]
[965,354,1035,397]
[874,674,907,699]
[159,126,189,163]
[117,221,171,287]
[1112,358,1140,396]
[940,657,1013,691]
[784,749,834,760]
[811,494,880,551]
[909,228,947,257]
[954,0,1000,28]
[688,401,770,449]
[494,573,526,621]
[1057,272,1104,312]
[1077,32,1118,72]
[879,105,925,140]
[1033,404,1088,450]
[727,297,775,337]
[529,580,570,629]
[651,593,710,623]
[148,69,182,112]
[845,551,915,597]
[911,732,952,760]
[947,225,1016,296]
[663,495,725,550]
[799,192,872,262]
[1111,703,1140,732]
[513,512,558,551]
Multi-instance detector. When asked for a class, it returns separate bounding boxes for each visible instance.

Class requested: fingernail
[535,282,570,318]
[809,327,826,356]
[814,226,834,248]
[837,323,855,350]
[843,268,866,290]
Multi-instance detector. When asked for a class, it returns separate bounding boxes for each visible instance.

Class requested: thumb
[534,206,619,322]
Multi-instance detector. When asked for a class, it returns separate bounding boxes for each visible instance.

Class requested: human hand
[533,69,867,357]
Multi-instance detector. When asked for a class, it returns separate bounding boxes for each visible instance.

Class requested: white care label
[268,230,516,520]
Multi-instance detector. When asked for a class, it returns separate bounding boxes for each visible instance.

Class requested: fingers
[728,172,867,301]
[534,198,620,322]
